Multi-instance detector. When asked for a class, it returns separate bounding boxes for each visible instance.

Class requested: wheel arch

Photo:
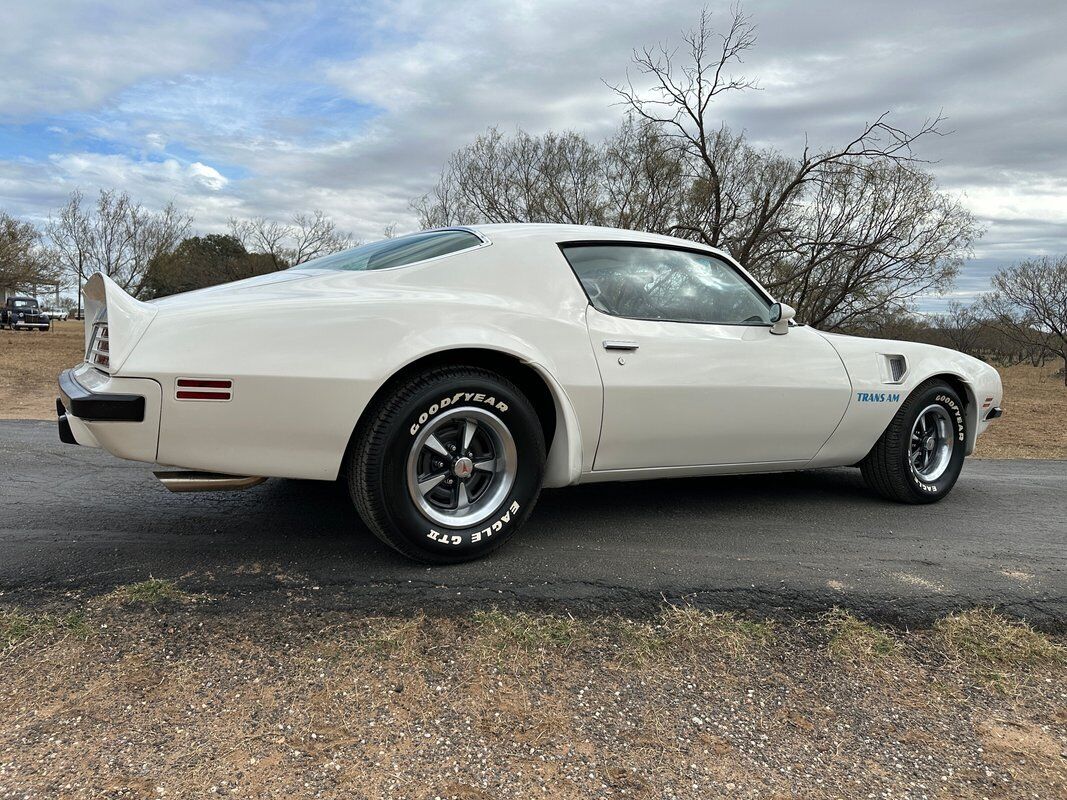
[343,347,583,489]
[921,371,979,455]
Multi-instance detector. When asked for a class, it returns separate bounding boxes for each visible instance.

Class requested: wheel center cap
[924,436,936,451]
[453,457,474,479]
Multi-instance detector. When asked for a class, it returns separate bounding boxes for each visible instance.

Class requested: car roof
[456,223,733,260]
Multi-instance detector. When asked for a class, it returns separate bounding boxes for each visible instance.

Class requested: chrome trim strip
[602,340,640,351]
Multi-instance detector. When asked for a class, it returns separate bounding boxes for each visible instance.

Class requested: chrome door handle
[602,340,639,351]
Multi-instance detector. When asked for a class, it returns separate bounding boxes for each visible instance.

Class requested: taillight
[87,323,110,371]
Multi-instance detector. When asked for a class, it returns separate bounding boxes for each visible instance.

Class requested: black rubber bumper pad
[57,369,145,422]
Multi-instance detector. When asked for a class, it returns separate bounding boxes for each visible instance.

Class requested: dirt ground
[0,320,84,419]
[3,320,1063,458]
[0,596,1064,799]
[972,363,1067,459]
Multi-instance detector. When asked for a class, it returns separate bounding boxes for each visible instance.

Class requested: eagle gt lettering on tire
[347,366,546,563]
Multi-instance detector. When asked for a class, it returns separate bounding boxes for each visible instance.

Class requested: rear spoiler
[82,273,158,373]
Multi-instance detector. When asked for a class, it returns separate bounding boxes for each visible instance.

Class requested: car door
[561,242,852,471]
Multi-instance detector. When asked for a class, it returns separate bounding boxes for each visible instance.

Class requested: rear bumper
[58,368,145,422]
[56,365,162,462]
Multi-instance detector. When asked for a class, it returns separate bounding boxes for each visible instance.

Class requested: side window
[560,244,771,325]
[292,230,484,272]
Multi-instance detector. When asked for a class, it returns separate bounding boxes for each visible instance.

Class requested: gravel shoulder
[1,597,1064,799]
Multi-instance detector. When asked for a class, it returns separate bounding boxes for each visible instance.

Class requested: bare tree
[47,189,192,303]
[45,190,91,315]
[415,5,978,330]
[610,5,979,327]
[933,301,984,356]
[980,256,1067,385]
[413,120,684,231]
[0,212,56,296]
[229,210,353,268]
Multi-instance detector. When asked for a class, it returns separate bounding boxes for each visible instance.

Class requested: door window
[561,244,771,325]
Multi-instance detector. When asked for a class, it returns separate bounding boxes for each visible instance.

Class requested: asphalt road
[1,419,1064,628]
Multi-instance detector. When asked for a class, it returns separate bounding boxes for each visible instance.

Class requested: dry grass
[824,608,900,662]
[1,598,1064,798]
[973,362,1067,459]
[615,606,776,664]
[0,608,91,648]
[2,324,1062,457]
[105,577,194,607]
[933,608,1065,674]
[0,320,84,419]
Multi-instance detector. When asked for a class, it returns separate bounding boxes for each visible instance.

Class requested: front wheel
[347,366,546,563]
[860,379,967,504]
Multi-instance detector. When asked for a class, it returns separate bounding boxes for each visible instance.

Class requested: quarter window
[292,230,483,272]
[560,244,771,325]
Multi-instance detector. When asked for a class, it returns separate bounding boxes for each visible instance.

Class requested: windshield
[12,299,37,308]
[291,230,484,272]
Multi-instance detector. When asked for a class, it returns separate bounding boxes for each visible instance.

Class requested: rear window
[292,230,483,272]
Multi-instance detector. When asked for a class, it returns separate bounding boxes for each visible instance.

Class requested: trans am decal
[856,392,901,403]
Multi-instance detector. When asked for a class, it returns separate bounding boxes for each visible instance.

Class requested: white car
[57,224,1003,562]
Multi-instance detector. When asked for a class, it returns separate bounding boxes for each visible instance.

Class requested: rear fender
[83,273,158,373]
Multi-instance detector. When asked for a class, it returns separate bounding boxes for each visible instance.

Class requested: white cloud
[0,0,1066,279]
[0,0,270,118]
[188,162,228,192]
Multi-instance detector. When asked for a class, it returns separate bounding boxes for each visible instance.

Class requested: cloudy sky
[2,0,1065,307]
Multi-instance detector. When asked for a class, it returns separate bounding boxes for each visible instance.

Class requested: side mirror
[769,302,796,335]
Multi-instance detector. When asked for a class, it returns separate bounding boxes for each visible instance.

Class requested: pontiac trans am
[56,224,1003,563]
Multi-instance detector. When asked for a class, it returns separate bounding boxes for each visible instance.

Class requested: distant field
[2,320,1063,458]
[0,320,84,419]
[973,363,1067,460]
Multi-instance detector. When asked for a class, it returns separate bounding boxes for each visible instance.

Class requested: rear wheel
[860,379,967,504]
[347,366,546,563]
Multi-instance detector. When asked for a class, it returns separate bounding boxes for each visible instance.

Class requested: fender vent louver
[887,355,907,382]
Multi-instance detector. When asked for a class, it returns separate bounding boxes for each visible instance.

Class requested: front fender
[808,332,1002,467]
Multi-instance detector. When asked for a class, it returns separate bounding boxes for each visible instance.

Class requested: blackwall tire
[347,366,546,563]
[860,379,967,504]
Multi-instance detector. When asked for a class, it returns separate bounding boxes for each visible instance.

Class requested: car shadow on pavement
[263,466,877,552]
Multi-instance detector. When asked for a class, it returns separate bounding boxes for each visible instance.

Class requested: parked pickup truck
[1,296,50,330]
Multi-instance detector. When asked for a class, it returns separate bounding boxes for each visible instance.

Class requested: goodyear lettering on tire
[410,392,509,435]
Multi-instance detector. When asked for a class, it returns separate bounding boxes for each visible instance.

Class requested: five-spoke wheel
[406,407,518,528]
[908,404,955,483]
[862,379,967,504]
[348,366,546,563]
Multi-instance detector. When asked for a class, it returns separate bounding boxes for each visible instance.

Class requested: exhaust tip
[154,471,266,493]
